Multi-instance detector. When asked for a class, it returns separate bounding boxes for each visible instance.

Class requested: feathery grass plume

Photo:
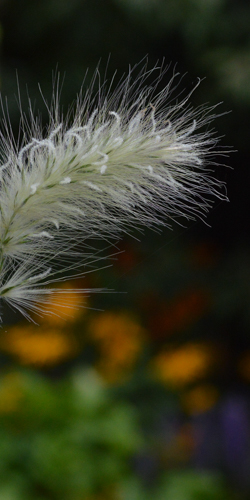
[0,63,228,321]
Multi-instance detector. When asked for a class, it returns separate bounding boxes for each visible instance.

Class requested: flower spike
[0,64,228,321]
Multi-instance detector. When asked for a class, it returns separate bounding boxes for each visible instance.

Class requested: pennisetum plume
[0,63,228,321]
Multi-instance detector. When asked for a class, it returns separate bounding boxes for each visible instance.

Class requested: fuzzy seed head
[0,64,228,321]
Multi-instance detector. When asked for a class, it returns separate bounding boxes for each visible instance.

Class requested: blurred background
[0,0,249,498]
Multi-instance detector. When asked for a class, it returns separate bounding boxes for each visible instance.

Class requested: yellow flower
[1,324,77,366]
[152,343,212,388]
[41,282,87,326]
[89,311,145,382]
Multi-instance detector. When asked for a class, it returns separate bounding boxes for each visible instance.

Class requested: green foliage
[0,369,142,499]
[0,368,233,500]
[157,471,230,500]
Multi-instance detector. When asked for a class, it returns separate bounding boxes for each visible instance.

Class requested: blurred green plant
[0,368,142,500]
[0,367,233,500]
[156,470,230,500]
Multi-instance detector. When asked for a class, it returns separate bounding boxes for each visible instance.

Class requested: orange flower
[1,324,77,366]
[89,311,145,382]
[41,282,87,326]
[182,384,219,415]
[152,343,212,387]
[144,289,209,339]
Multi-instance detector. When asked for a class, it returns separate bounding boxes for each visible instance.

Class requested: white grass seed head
[0,62,229,321]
